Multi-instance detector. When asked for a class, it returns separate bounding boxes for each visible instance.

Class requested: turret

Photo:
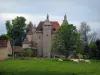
[27,21,33,42]
[32,24,36,32]
[62,14,68,25]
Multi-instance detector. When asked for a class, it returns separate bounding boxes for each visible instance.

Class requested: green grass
[0,59,100,75]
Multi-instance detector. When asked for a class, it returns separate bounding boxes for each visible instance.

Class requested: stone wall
[0,48,8,60]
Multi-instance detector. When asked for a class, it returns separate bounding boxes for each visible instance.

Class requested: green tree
[96,39,100,58]
[89,42,97,58]
[5,20,12,37]
[96,39,100,51]
[52,24,80,58]
[5,16,27,46]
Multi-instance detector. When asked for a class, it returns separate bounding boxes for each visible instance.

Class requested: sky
[0,0,100,36]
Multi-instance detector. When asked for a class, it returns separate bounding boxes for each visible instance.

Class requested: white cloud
[0,13,32,22]
[0,13,64,25]
[0,13,100,30]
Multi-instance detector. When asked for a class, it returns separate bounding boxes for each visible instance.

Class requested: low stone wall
[0,48,8,60]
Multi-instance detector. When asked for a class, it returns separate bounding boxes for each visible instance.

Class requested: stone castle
[22,14,68,58]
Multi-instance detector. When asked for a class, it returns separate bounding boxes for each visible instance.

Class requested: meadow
[0,59,100,75]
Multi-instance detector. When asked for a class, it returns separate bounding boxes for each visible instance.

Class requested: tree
[52,24,80,58]
[89,31,97,43]
[79,21,91,53]
[79,21,90,44]
[96,39,100,51]
[96,39,100,58]
[5,20,12,38]
[5,16,27,46]
[0,34,9,40]
[89,42,97,58]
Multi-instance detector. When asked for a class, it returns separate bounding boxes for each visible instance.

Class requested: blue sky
[0,0,100,35]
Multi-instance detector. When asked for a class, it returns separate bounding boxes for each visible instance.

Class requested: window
[48,25,51,26]
[39,36,40,39]
[53,28,56,31]
[46,34,48,36]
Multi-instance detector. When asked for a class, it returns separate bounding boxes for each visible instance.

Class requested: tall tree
[5,16,27,46]
[79,21,91,44]
[52,24,80,58]
[79,21,91,53]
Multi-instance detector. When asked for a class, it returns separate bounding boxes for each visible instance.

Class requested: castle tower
[27,22,33,42]
[43,14,52,58]
[32,24,36,42]
[32,24,36,32]
[62,14,68,25]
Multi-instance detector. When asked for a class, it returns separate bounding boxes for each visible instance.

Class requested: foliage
[89,31,97,42]
[23,48,37,57]
[83,54,89,59]
[79,21,91,54]
[79,21,91,43]
[77,53,83,59]
[76,37,84,54]
[89,42,97,58]
[5,16,27,46]
[52,24,80,58]
[23,48,33,57]
[16,53,23,57]
[0,34,9,40]
[96,39,100,51]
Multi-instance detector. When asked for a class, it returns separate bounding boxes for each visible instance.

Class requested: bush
[83,54,89,59]
[0,34,9,40]
[23,48,37,57]
[77,53,83,59]
[62,58,71,61]
[16,53,23,57]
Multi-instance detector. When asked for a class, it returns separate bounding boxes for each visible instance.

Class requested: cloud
[0,13,64,25]
[0,12,63,35]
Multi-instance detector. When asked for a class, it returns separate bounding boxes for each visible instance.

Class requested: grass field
[0,59,100,75]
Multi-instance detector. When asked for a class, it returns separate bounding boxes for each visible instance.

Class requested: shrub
[0,34,9,40]
[23,48,37,57]
[63,58,71,61]
[16,53,23,57]
[83,54,89,59]
[77,53,83,59]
